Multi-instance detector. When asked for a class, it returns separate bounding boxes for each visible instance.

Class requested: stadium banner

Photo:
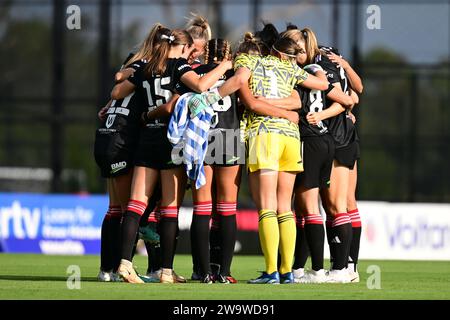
[0,193,105,255]
[0,193,449,260]
[356,201,450,261]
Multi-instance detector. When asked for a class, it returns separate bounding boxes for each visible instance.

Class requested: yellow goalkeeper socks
[277,211,296,275]
[258,209,279,274]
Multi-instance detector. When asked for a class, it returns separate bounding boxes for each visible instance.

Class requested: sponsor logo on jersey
[110,161,127,173]
[105,114,116,129]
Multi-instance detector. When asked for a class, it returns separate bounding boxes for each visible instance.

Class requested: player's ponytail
[236,32,261,56]
[300,28,320,64]
[145,29,193,76]
[185,13,212,42]
[204,38,232,64]
[281,27,320,64]
[255,22,280,56]
[125,23,169,66]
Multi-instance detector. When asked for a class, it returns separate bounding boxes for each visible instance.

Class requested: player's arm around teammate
[95,25,168,282]
[113,27,197,284]
[188,39,242,283]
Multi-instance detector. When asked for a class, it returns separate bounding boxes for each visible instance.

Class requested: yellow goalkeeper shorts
[247,132,303,173]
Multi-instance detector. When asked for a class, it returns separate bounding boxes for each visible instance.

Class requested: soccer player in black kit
[94,54,150,282]
[277,27,357,283]
[189,38,243,284]
[111,27,232,284]
[324,47,364,282]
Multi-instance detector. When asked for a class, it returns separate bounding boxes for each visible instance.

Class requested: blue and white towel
[167,92,216,189]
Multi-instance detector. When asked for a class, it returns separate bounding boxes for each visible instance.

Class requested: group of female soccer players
[94,14,363,285]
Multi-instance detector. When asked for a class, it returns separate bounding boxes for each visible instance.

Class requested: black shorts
[134,128,181,170]
[204,128,245,167]
[334,140,359,169]
[295,134,335,189]
[94,130,135,178]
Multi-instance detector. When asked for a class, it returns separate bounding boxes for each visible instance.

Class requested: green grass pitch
[0,253,449,300]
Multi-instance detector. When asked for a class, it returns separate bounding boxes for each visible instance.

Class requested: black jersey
[194,63,239,130]
[296,65,329,138]
[97,58,147,146]
[316,50,355,148]
[128,57,193,129]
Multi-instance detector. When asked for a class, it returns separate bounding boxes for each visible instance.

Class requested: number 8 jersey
[296,64,330,139]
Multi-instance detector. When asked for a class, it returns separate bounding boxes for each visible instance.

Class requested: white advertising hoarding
[357,202,450,260]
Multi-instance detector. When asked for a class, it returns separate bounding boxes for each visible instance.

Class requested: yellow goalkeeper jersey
[234,53,308,139]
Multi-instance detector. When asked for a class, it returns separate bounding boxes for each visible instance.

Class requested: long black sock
[331,213,353,270]
[191,222,200,274]
[145,241,161,273]
[131,233,140,260]
[219,215,236,276]
[109,215,122,271]
[350,227,361,270]
[160,212,179,269]
[209,227,220,265]
[120,211,141,261]
[304,216,325,271]
[348,209,362,271]
[293,223,309,270]
[325,215,334,268]
[100,214,113,271]
[191,214,211,277]
[209,215,221,275]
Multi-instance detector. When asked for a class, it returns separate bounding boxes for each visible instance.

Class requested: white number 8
[210,80,232,112]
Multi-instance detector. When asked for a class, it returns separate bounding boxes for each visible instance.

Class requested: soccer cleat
[160,269,187,284]
[215,274,238,284]
[173,270,187,283]
[147,269,162,282]
[296,269,328,284]
[201,274,214,284]
[293,268,305,281]
[191,272,202,281]
[347,268,360,283]
[280,272,295,284]
[117,259,144,284]
[97,270,112,282]
[138,274,160,283]
[138,224,160,244]
[247,271,280,284]
[110,272,123,282]
[326,269,351,283]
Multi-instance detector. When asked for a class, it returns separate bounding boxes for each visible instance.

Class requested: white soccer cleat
[326,269,351,283]
[97,270,112,282]
[297,269,328,284]
[293,268,305,282]
[347,268,360,283]
[117,259,144,284]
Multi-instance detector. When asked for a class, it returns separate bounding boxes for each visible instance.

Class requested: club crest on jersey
[105,114,116,128]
